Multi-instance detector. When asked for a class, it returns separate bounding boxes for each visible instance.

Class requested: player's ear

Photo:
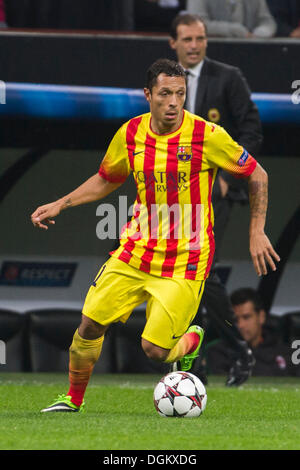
[169,37,176,50]
[144,87,151,104]
[259,309,266,325]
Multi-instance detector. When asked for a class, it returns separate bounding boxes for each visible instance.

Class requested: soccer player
[31,59,280,412]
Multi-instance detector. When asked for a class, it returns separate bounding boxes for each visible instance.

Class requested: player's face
[169,21,207,69]
[233,301,265,347]
[144,73,186,134]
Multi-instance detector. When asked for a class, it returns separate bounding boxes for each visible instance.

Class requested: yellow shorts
[82,257,205,350]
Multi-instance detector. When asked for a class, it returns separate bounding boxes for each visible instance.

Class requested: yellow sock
[68,329,104,406]
[164,334,193,363]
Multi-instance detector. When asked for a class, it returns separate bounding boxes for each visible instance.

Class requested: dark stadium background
[0,13,299,372]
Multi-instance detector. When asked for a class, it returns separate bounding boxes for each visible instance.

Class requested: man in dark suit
[169,13,263,386]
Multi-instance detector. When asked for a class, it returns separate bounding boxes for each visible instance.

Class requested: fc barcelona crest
[177,145,193,162]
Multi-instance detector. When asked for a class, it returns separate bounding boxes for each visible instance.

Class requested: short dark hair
[230,288,265,313]
[145,58,186,92]
[170,13,207,40]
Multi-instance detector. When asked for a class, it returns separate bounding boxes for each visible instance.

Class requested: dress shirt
[184,60,204,113]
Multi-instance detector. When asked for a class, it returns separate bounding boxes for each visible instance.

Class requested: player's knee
[78,314,108,340]
[141,338,169,362]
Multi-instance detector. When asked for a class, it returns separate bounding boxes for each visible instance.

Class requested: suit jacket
[192,57,263,200]
[193,57,263,157]
[190,57,263,263]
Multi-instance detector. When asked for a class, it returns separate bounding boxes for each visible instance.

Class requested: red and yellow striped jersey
[99,110,257,280]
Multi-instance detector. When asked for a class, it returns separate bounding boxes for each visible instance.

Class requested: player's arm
[247,163,280,276]
[206,124,280,276]
[31,173,121,230]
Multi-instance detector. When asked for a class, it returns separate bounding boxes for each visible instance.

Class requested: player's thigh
[142,278,205,350]
[82,257,147,325]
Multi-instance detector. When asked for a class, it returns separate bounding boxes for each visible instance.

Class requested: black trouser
[194,271,248,360]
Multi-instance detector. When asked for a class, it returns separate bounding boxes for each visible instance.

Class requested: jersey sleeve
[99,123,131,183]
[205,124,257,178]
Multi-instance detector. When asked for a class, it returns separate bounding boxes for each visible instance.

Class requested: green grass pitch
[0,372,300,450]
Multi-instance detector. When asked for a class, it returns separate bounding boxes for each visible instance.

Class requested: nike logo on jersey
[132,151,143,156]
[172,334,182,339]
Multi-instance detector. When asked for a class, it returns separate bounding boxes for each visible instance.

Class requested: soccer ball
[153,371,207,418]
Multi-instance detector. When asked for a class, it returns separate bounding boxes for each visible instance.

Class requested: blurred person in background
[267,0,300,38]
[206,288,300,377]
[186,0,276,38]
[0,0,7,28]
[169,13,263,386]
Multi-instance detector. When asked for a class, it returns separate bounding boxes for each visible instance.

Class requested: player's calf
[141,339,170,362]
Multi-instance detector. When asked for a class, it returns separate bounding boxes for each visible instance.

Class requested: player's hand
[290,27,300,38]
[31,202,61,230]
[249,231,280,276]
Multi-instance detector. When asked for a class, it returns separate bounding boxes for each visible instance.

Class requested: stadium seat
[114,306,169,374]
[280,311,300,344]
[0,309,29,371]
[27,309,116,373]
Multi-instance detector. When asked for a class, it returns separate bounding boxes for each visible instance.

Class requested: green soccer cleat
[41,394,85,413]
[172,325,205,372]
